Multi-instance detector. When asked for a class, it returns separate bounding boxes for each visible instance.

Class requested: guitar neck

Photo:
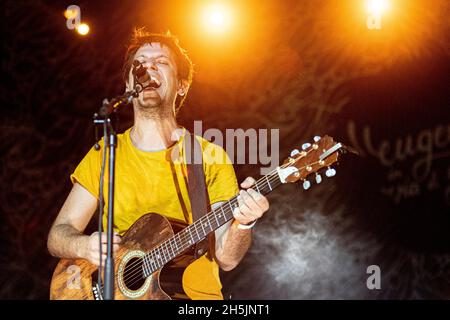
[142,170,282,277]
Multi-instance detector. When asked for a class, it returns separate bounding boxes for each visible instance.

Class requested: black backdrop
[1,0,449,299]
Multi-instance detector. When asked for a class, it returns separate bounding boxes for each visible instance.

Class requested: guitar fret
[146,255,152,274]
[150,252,157,271]
[199,219,206,238]
[193,224,201,241]
[159,246,165,263]
[207,216,214,231]
[150,254,156,272]
[142,256,149,275]
[156,249,162,269]
[171,236,177,255]
[172,237,179,255]
[228,201,234,215]
[159,247,165,266]
[266,175,272,191]
[181,231,191,250]
[213,208,219,227]
[158,254,164,268]
[207,218,213,232]
[163,244,169,264]
[255,182,260,194]
[162,241,169,261]
[146,253,154,273]
[220,206,225,221]
[167,239,175,259]
[187,228,194,245]
[173,234,180,253]
[202,218,209,234]
[153,248,161,269]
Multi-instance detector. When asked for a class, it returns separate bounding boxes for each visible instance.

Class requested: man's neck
[130,114,181,151]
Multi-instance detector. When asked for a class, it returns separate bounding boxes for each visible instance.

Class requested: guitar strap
[184,132,215,261]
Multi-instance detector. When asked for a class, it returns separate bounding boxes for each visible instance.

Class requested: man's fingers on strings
[239,189,261,213]
[247,188,269,211]
[237,192,254,217]
[240,176,256,189]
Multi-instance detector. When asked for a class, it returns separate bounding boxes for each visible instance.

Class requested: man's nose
[144,60,158,71]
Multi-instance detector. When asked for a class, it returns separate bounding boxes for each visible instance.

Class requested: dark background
[1,0,449,299]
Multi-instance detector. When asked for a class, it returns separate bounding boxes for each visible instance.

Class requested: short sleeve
[70,140,104,199]
[202,140,239,205]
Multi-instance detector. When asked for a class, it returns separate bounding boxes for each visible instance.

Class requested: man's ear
[178,79,190,96]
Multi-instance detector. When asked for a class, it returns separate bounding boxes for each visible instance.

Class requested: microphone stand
[92,81,144,300]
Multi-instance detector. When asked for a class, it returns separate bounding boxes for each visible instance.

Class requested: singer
[47,28,270,300]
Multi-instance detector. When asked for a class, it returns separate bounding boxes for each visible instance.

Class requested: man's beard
[135,93,173,119]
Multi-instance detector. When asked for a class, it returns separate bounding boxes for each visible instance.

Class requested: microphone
[131,60,161,92]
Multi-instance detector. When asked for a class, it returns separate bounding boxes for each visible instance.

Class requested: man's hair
[122,28,194,113]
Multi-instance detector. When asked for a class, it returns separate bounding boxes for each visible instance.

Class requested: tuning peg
[290,149,300,157]
[303,180,311,190]
[302,143,311,150]
[313,136,321,142]
[325,167,337,177]
[315,173,322,184]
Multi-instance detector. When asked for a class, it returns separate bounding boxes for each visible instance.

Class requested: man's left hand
[232,176,270,226]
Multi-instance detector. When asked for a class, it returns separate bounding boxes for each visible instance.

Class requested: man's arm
[214,177,269,271]
[47,182,121,266]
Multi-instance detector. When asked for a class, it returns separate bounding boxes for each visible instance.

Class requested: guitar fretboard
[141,170,282,277]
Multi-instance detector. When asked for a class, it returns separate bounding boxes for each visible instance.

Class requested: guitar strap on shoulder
[185,132,215,261]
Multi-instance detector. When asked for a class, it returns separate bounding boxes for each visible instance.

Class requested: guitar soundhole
[123,257,145,291]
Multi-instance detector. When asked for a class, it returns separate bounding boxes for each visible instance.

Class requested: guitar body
[50,213,196,300]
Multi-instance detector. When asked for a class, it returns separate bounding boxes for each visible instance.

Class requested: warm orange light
[76,23,90,36]
[64,8,79,20]
[366,0,390,15]
[201,3,232,34]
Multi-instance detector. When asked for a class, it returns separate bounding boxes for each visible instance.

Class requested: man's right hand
[81,232,122,266]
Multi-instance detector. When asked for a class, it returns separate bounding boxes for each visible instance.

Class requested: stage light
[64,5,81,31]
[76,23,90,36]
[366,0,390,15]
[64,7,79,20]
[201,2,232,34]
[366,0,390,30]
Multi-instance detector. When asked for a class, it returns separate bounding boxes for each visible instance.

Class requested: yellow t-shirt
[70,127,239,300]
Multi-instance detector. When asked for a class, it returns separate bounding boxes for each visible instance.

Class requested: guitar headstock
[277,135,350,190]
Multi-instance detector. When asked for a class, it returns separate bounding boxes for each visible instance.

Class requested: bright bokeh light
[64,8,79,20]
[76,23,90,36]
[366,0,390,15]
[201,3,232,34]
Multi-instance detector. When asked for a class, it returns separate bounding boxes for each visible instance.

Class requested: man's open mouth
[144,76,161,90]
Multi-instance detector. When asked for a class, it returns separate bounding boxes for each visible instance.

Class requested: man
[47,29,270,300]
